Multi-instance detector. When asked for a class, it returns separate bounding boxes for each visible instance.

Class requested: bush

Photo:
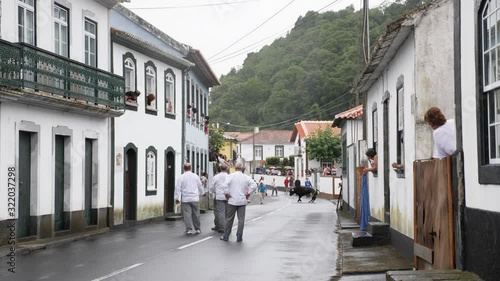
[282,157,289,166]
[266,157,280,166]
[288,155,295,166]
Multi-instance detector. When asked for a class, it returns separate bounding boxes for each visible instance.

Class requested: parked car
[255,167,266,175]
[270,168,281,176]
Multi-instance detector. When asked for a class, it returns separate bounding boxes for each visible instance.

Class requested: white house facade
[351,0,455,262]
[184,48,219,178]
[459,0,500,279]
[290,121,340,181]
[0,0,125,246]
[229,130,294,173]
[110,6,195,224]
[332,105,364,215]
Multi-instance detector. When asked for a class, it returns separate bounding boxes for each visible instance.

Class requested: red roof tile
[238,130,293,144]
[332,105,364,127]
[290,121,341,141]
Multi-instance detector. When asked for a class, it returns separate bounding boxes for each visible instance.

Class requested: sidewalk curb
[0,228,109,258]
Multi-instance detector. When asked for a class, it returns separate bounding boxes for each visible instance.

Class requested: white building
[459,0,500,278]
[290,121,341,180]
[351,0,455,262]
[110,6,194,224]
[332,105,364,215]
[184,48,219,178]
[227,130,294,173]
[0,0,125,246]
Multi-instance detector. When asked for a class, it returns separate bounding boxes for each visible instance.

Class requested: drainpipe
[182,69,188,174]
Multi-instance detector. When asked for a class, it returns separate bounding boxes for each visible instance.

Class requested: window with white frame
[482,2,500,166]
[488,90,500,163]
[18,0,35,45]
[275,145,284,157]
[145,65,156,109]
[54,5,68,57]
[84,19,96,67]
[146,150,156,192]
[124,58,135,93]
[165,72,174,114]
[255,146,263,159]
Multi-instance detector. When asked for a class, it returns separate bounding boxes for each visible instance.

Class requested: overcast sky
[122,0,389,77]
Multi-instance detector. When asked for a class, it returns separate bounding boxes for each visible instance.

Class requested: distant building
[220,134,238,162]
[226,130,294,174]
[290,121,341,180]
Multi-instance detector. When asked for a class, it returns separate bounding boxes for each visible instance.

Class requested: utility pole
[252,127,258,179]
[362,0,370,64]
[357,0,370,106]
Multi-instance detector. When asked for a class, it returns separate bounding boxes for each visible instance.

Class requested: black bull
[289,187,319,203]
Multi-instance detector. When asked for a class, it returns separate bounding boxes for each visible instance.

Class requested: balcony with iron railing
[0,40,125,117]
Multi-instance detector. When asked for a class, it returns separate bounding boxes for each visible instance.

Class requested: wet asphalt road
[2,193,339,281]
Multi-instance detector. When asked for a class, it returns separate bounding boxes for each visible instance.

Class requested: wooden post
[356,167,364,224]
[413,160,418,268]
[446,156,455,269]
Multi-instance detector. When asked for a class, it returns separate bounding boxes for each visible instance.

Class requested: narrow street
[2,194,339,281]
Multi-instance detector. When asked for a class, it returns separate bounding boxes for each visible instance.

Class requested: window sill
[125,102,138,111]
[165,112,176,119]
[146,189,157,196]
[146,107,158,116]
[394,168,405,178]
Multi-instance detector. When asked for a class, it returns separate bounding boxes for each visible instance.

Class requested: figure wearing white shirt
[209,164,229,233]
[424,107,457,160]
[175,163,204,235]
[220,162,257,242]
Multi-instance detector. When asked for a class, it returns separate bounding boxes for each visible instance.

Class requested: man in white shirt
[424,107,457,159]
[220,162,257,242]
[175,163,205,235]
[209,164,229,233]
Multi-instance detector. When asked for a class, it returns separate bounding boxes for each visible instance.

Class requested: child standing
[258,182,266,204]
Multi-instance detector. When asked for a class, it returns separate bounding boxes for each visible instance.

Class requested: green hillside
[209,1,427,131]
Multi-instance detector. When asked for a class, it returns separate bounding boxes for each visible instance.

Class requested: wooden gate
[413,157,454,269]
[355,167,364,224]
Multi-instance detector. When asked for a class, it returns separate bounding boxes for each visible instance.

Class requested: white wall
[363,1,455,238]
[365,35,416,236]
[1,0,111,70]
[185,71,209,176]
[0,102,110,220]
[240,142,294,167]
[112,43,183,222]
[341,119,364,209]
[460,0,500,212]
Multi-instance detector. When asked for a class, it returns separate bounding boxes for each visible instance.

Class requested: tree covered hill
[209,1,427,131]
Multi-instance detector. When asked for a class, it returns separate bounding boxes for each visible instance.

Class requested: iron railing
[0,40,125,110]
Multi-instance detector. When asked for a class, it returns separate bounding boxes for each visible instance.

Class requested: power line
[217,90,355,130]
[207,0,296,61]
[128,0,260,10]
[210,0,394,65]
[209,0,346,64]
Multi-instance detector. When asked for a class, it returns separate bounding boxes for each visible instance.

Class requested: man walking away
[209,164,229,233]
[220,162,257,242]
[174,163,205,235]
[271,178,278,196]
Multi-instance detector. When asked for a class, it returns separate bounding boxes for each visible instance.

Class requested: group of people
[174,162,257,242]
[363,106,456,175]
